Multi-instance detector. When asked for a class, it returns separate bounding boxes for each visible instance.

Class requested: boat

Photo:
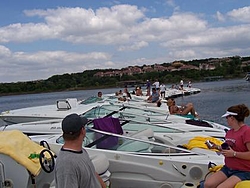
[0,130,56,188]
[1,103,228,140]
[81,104,229,132]
[0,92,194,126]
[30,125,224,188]
[0,96,109,125]
[0,130,111,188]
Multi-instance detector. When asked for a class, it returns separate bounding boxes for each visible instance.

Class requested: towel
[0,130,53,176]
[183,136,223,150]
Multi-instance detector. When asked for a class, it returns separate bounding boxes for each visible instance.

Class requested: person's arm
[221,142,250,160]
[96,172,106,188]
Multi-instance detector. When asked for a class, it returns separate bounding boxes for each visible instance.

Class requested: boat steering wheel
[40,140,51,150]
[39,149,55,173]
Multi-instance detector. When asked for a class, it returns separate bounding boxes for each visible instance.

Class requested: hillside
[0,56,249,96]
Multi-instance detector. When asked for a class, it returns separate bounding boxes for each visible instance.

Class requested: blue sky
[0,0,250,83]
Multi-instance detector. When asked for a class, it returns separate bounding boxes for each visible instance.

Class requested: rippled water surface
[0,79,249,126]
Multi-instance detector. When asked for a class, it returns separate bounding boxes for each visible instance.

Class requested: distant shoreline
[0,77,244,97]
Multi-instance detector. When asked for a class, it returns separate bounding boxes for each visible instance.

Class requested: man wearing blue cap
[55,113,106,188]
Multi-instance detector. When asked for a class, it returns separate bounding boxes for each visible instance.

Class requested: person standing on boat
[55,113,106,188]
[146,80,151,96]
[159,83,166,99]
[187,80,192,88]
[202,104,250,188]
[152,79,160,91]
[180,79,184,90]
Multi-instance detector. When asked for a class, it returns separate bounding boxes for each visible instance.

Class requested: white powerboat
[82,104,229,132]
[0,130,111,188]
[1,104,227,143]
[0,96,108,125]
[30,126,223,188]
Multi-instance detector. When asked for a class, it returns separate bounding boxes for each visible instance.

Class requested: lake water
[0,79,249,126]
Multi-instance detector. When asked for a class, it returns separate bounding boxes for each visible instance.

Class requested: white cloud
[215,11,225,22]
[165,0,175,7]
[104,61,116,67]
[0,49,112,82]
[227,6,250,23]
[118,41,148,51]
[0,4,250,82]
[0,45,11,57]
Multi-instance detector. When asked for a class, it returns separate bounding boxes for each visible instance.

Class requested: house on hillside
[153,64,169,72]
[179,64,199,71]
[142,65,154,73]
[199,63,216,70]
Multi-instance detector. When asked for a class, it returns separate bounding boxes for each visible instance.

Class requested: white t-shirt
[153,81,160,89]
[160,84,166,92]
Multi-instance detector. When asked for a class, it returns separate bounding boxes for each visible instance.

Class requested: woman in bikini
[167,98,197,117]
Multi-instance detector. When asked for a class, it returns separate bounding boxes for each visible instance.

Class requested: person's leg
[181,103,194,115]
[217,175,241,188]
[204,171,227,188]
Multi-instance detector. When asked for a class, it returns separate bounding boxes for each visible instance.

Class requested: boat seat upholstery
[129,128,154,139]
[116,129,153,152]
[117,136,151,152]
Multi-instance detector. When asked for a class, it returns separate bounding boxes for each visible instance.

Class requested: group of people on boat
[95,81,250,188]
[56,98,250,188]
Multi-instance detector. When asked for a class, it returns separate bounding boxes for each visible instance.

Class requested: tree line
[0,56,249,96]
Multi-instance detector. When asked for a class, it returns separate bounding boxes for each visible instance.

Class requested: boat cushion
[0,130,54,176]
[117,136,151,152]
[235,181,250,188]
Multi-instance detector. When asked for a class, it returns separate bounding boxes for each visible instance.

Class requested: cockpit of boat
[55,127,197,156]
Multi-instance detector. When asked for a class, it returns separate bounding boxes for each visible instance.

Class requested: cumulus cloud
[165,0,175,7]
[118,41,148,51]
[0,48,111,82]
[0,45,11,57]
[215,11,225,22]
[0,4,250,82]
[24,5,146,45]
[227,6,250,23]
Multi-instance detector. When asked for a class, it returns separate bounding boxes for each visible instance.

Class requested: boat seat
[117,129,153,152]
[129,128,154,139]
[117,136,151,152]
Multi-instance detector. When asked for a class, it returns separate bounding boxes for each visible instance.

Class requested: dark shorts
[220,165,250,181]
[152,99,158,103]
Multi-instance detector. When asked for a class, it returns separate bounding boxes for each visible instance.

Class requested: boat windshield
[81,105,183,133]
[79,96,103,105]
[83,104,167,120]
[55,128,196,156]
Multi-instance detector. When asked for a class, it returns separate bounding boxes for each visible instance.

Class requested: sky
[0,0,250,83]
